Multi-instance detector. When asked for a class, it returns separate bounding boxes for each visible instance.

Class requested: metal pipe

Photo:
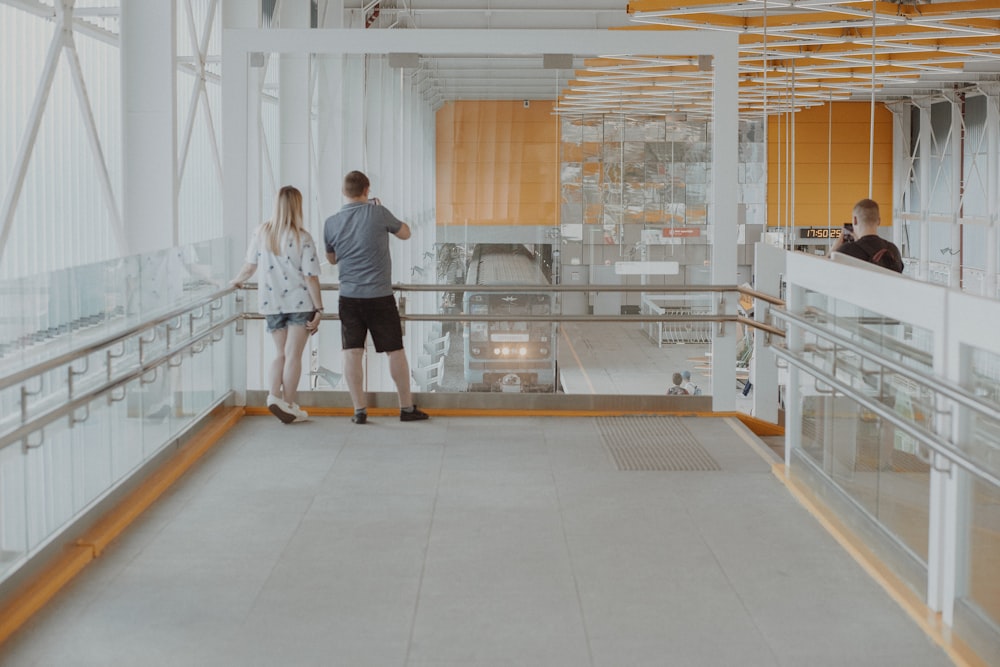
[772,308,1000,424]
[241,282,742,294]
[0,287,236,392]
[772,345,1000,489]
[1,313,242,454]
[242,312,736,324]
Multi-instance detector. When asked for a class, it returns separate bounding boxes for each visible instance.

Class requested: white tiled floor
[0,414,950,666]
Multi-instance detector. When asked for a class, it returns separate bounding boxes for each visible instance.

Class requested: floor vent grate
[596,416,720,472]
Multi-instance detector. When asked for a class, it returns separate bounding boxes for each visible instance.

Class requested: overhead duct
[389,53,421,69]
[544,54,574,70]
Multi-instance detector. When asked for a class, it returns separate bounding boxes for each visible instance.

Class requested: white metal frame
[220,27,740,408]
[177,0,222,191]
[0,0,125,259]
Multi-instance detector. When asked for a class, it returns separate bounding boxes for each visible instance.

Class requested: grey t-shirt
[323,202,404,298]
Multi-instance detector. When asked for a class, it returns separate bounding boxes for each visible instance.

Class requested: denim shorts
[265,311,314,333]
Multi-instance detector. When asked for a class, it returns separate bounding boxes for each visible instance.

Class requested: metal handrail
[0,311,242,454]
[3,281,786,399]
[737,285,785,306]
[736,316,785,337]
[0,286,237,393]
[240,282,742,294]
[772,307,1000,424]
[243,312,736,323]
[771,344,1000,489]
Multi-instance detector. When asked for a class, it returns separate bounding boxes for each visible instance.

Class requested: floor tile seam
[240,436,351,624]
[688,508,784,666]
[404,436,447,667]
[104,434,250,586]
[4,425,260,656]
[545,427,598,667]
[235,497,320,626]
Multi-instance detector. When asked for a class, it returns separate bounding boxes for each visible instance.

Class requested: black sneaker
[351,412,368,424]
[400,406,429,422]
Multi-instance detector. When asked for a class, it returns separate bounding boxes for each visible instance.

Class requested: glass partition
[0,239,236,586]
[796,288,936,566]
[778,250,1000,660]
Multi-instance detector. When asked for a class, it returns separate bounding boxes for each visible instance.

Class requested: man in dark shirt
[831,198,904,273]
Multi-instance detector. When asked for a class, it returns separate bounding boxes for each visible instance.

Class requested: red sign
[662,227,701,238]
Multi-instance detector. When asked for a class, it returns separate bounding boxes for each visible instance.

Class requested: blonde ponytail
[264,185,305,255]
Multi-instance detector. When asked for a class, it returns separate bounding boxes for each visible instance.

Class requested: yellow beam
[0,546,93,646]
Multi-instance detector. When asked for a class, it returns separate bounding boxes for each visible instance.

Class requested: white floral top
[244,225,320,315]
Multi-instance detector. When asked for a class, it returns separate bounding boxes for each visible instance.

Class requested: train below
[462,243,558,392]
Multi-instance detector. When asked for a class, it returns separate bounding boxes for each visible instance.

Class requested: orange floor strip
[0,406,244,647]
[0,545,92,645]
[774,464,988,667]
[246,406,784,437]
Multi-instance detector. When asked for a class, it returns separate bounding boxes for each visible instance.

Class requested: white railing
[769,249,1000,660]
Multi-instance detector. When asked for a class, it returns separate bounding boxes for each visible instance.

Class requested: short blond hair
[853,198,880,227]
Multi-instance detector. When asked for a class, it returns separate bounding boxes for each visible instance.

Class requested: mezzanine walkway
[0,413,950,666]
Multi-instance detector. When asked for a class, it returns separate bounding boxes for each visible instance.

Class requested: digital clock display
[799,227,843,239]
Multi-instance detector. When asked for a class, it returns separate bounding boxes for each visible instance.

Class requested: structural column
[121,1,177,254]
[221,0,258,405]
[949,93,963,289]
[889,103,910,252]
[315,3,346,225]
[918,102,931,280]
[987,90,999,297]
[710,38,739,411]
[279,0,311,215]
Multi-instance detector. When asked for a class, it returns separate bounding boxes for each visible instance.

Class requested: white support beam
[121,0,178,254]
[222,28,735,59]
[0,1,68,260]
[278,0,311,212]
[751,242,784,424]
[64,30,127,254]
[711,44,740,411]
[221,0,258,406]
[890,104,910,253]
[222,27,740,400]
[919,103,931,280]
[949,94,962,289]
[178,0,220,187]
[987,93,999,298]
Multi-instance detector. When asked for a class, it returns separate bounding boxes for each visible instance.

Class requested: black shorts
[339,295,404,353]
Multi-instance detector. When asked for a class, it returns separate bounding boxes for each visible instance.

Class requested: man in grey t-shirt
[323,170,429,423]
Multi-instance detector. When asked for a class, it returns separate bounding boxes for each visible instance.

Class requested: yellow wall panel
[436,100,559,227]
[562,144,584,162]
[768,101,894,228]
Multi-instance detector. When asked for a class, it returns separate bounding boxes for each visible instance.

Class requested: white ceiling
[339,0,634,31]
[334,1,1000,116]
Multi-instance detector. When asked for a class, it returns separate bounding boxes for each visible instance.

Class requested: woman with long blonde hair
[232,186,323,423]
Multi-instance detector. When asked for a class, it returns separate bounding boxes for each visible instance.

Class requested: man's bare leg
[343,348,366,410]
[387,348,413,407]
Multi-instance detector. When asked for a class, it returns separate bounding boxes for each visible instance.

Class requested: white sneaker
[266,394,296,424]
[289,403,310,423]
